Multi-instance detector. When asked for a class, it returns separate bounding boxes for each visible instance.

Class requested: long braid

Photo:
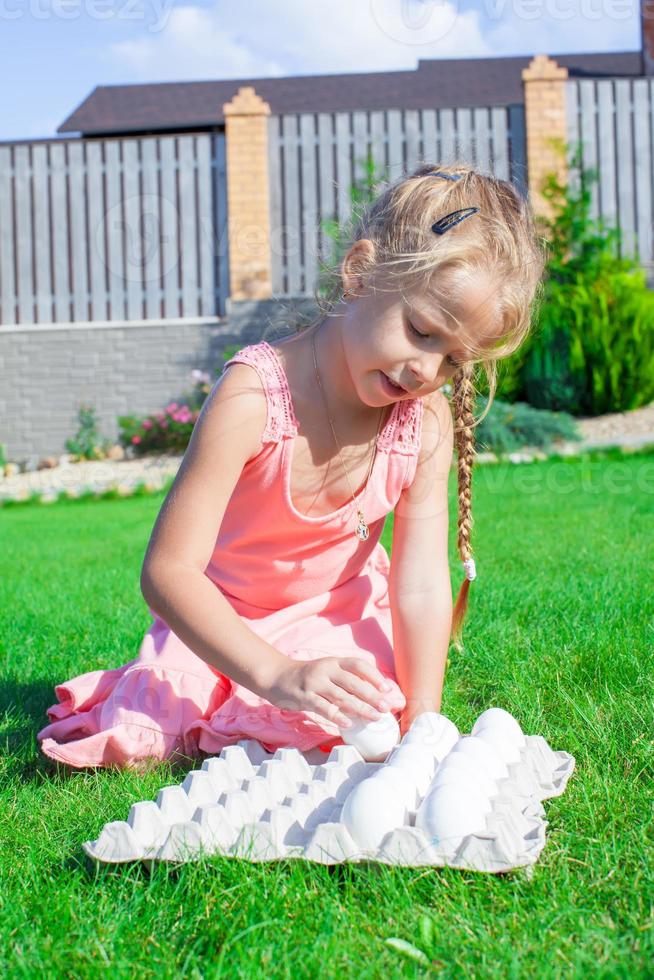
[450,363,477,650]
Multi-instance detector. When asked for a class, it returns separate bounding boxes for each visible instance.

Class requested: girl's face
[341,266,504,407]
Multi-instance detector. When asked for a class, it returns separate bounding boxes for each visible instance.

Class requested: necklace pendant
[355,511,369,541]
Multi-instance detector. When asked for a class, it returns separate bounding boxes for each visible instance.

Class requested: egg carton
[82,730,575,875]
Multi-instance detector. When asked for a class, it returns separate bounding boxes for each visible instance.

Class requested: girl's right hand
[265,656,405,729]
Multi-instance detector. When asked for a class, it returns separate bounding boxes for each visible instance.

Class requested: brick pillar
[521,55,569,222]
[643,1,654,75]
[223,86,272,301]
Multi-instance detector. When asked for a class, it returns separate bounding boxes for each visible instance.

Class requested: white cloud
[105,0,639,84]
[107,1,492,82]
[481,0,638,56]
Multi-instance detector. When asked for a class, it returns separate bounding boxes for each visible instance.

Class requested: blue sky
[0,0,642,141]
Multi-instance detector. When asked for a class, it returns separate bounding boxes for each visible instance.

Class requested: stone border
[2,440,653,507]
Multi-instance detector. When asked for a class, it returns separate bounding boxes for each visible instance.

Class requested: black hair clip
[431,206,480,235]
[430,170,463,181]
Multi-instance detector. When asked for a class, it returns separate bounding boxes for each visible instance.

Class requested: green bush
[474,397,581,454]
[482,144,654,416]
[65,404,113,461]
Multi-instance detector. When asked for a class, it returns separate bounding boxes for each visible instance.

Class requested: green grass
[1,450,653,976]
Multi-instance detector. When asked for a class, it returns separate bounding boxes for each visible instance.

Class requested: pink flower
[132,435,141,444]
[161,420,169,429]
[165,402,179,414]
[142,419,153,430]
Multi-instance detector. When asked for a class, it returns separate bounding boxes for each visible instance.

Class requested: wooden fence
[0,131,229,327]
[565,77,654,270]
[267,104,527,297]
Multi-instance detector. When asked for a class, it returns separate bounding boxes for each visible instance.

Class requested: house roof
[57,50,643,137]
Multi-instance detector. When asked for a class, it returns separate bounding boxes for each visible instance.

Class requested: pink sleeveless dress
[37,341,425,769]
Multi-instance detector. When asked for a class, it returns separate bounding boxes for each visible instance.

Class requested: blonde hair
[297,163,547,648]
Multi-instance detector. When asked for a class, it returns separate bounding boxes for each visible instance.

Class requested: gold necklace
[311,323,385,541]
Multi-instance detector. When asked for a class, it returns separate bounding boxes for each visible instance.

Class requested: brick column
[521,55,569,222]
[223,86,272,301]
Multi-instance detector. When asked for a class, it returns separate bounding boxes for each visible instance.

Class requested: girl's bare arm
[140,362,289,696]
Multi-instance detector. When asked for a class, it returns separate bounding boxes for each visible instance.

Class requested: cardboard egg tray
[82,732,575,874]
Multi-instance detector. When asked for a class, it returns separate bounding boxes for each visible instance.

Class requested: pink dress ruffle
[37,341,423,770]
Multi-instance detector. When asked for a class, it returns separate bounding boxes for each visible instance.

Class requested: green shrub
[65,404,113,461]
[474,397,581,454]
[481,144,654,416]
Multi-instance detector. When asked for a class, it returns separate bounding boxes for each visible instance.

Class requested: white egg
[431,752,498,798]
[386,744,437,796]
[415,782,491,846]
[371,766,420,811]
[402,714,460,761]
[473,726,522,765]
[340,776,407,851]
[340,713,400,762]
[449,735,510,782]
[471,707,526,747]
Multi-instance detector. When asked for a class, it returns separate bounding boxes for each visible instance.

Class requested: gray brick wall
[0,297,321,469]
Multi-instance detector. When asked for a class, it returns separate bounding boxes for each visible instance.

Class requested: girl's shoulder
[222,342,298,443]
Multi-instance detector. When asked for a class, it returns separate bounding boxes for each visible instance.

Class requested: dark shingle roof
[58,50,642,137]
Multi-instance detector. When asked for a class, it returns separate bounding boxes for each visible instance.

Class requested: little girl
[37,164,545,770]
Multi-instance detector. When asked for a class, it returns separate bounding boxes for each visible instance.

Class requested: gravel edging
[2,431,654,506]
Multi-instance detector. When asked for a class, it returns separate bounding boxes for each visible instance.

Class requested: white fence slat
[140,137,162,321]
[195,133,216,318]
[456,108,473,168]
[32,144,53,323]
[579,80,599,217]
[421,109,437,166]
[159,136,180,319]
[49,142,71,323]
[490,107,509,180]
[335,112,351,229]
[299,113,318,296]
[317,113,336,269]
[439,108,456,165]
[178,136,199,317]
[14,145,34,325]
[564,79,581,199]
[404,109,420,174]
[121,139,142,320]
[369,110,387,180]
[104,139,126,321]
[633,79,653,264]
[68,141,89,321]
[352,110,369,184]
[597,81,618,228]
[268,116,283,295]
[85,140,108,322]
[0,146,16,325]
[282,114,302,295]
[615,79,636,256]
[473,107,491,172]
[386,109,404,181]
[212,132,228,316]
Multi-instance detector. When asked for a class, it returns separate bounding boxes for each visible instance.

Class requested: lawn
[1,448,653,976]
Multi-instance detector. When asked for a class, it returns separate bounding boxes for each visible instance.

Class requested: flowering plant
[117,370,213,457]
